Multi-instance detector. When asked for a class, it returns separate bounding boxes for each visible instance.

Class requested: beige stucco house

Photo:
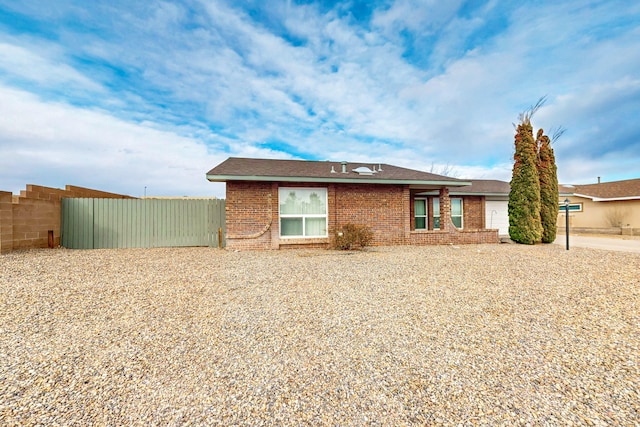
[558,178,640,235]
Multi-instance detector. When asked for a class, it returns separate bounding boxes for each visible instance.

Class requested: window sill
[278,237,329,245]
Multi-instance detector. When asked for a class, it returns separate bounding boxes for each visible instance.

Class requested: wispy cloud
[0,85,225,196]
[0,0,638,196]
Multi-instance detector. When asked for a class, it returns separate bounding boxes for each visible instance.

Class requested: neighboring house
[558,178,640,234]
[206,157,499,250]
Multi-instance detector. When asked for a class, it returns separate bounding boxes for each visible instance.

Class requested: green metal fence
[61,198,225,249]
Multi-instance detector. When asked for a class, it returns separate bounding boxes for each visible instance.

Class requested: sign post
[564,198,570,250]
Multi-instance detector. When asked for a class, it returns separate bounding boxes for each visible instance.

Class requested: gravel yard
[1,244,638,426]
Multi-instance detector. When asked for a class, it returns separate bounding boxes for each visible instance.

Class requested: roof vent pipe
[341,161,347,173]
[597,176,601,184]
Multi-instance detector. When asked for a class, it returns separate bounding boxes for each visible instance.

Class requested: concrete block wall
[0,184,133,253]
[0,191,13,254]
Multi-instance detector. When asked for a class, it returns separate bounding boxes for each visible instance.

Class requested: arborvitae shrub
[537,130,559,243]
[508,121,543,244]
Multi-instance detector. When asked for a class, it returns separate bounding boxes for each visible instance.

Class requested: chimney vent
[598,176,601,184]
[341,161,347,173]
[330,166,336,173]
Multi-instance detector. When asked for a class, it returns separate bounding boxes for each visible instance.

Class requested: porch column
[439,187,452,232]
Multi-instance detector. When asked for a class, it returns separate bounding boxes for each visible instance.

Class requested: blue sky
[0,0,638,197]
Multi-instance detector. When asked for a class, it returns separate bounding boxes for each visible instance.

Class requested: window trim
[451,198,463,229]
[414,198,427,229]
[278,187,328,238]
[433,197,440,230]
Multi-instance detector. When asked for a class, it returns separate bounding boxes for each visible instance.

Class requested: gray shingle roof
[451,179,511,195]
[206,157,470,186]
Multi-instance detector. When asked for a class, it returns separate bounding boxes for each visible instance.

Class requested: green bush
[537,131,559,243]
[509,121,543,244]
[333,223,374,250]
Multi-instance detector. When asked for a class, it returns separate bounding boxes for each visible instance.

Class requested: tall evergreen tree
[509,118,543,244]
[536,129,559,243]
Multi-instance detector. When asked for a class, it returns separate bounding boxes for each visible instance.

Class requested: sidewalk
[553,233,640,253]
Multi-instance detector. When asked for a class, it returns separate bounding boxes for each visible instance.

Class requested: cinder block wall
[0,184,132,253]
[0,191,13,254]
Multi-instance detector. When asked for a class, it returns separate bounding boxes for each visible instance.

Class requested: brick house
[206,158,499,250]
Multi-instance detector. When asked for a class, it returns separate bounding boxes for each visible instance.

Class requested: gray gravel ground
[1,244,638,426]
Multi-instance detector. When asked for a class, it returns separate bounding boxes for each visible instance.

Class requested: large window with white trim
[279,188,328,238]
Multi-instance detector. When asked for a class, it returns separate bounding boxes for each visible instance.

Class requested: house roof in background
[206,157,471,187]
[572,178,640,201]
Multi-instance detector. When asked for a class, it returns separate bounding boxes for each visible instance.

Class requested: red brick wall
[410,229,498,245]
[462,196,485,229]
[334,184,407,246]
[224,181,497,250]
[225,181,275,250]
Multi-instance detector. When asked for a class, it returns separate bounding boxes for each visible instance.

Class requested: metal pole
[565,202,569,250]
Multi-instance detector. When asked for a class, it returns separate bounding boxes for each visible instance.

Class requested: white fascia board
[207,174,472,186]
[573,193,640,202]
[449,192,508,196]
[416,191,509,196]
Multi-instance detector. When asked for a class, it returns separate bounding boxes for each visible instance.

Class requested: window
[279,188,327,238]
[559,203,582,212]
[432,197,463,229]
[415,199,427,229]
[451,198,463,228]
[433,198,440,230]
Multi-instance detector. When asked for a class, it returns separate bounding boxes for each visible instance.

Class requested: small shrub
[605,206,630,227]
[333,223,374,250]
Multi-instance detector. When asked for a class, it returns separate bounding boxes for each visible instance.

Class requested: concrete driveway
[553,233,640,253]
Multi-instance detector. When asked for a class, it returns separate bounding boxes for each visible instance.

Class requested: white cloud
[0,85,225,197]
[0,41,102,91]
[0,0,638,195]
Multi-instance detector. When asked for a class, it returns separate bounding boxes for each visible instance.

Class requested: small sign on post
[564,199,570,250]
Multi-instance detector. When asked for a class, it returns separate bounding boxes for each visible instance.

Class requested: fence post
[218,227,223,249]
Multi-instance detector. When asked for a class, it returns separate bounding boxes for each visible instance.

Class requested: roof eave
[573,193,640,202]
[206,174,471,187]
